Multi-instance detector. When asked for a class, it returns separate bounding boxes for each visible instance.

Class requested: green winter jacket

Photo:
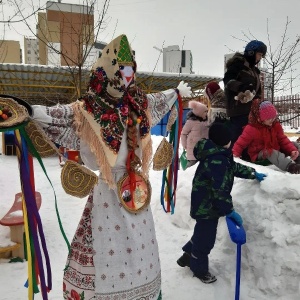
[191,139,256,220]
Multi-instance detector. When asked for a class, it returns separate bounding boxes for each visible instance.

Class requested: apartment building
[24,37,39,64]
[37,1,95,66]
[162,45,193,74]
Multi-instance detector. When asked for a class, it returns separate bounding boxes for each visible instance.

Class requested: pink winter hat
[259,101,277,121]
[188,100,208,119]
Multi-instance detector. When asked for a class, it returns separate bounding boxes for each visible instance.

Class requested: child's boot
[177,252,191,267]
[193,271,217,284]
[287,163,300,174]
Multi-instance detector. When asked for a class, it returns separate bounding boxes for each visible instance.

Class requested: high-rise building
[24,37,39,64]
[0,40,22,63]
[37,1,95,66]
[83,41,107,68]
[162,45,193,74]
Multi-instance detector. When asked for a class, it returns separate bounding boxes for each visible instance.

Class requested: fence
[151,109,190,136]
[272,95,300,128]
[151,95,300,136]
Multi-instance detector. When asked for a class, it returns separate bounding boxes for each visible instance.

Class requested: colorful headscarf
[73,35,152,187]
[248,98,279,158]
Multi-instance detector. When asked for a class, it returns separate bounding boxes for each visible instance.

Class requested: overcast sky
[1,0,300,92]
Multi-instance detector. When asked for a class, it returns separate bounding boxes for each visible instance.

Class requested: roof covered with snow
[0,63,222,105]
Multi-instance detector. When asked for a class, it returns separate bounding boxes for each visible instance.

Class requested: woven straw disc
[61,160,98,198]
[0,98,29,128]
[25,121,60,157]
[153,138,174,171]
[166,106,178,132]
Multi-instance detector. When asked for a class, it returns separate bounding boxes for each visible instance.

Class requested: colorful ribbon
[160,94,183,214]
[0,124,70,299]
[14,129,51,299]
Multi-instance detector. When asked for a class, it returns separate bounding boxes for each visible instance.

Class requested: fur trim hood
[226,52,261,72]
[225,52,245,69]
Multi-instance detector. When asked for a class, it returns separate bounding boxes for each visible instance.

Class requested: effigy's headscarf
[73,34,152,188]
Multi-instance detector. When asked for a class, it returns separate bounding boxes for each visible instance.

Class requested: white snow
[0,133,300,300]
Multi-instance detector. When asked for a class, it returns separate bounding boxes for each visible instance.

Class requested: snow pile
[0,134,300,299]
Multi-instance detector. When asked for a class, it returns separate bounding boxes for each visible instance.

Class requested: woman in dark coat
[223,40,267,145]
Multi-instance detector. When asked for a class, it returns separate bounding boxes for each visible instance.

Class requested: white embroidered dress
[32,89,179,300]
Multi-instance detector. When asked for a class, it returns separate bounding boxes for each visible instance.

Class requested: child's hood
[193,138,230,160]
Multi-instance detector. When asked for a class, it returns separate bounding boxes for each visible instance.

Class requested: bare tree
[0,0,45,24]
[230,17,300,102]
[263,17,300,101]
[2,0,110,100]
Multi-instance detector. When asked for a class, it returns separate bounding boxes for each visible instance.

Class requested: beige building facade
[37,1,94,66]
[0,40,22,63]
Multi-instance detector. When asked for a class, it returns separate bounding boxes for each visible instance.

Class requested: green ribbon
[2,122,71,251]
[19,125,71,251]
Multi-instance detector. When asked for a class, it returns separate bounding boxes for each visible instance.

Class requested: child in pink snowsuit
[180,101,209,168]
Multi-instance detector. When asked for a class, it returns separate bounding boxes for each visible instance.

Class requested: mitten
[255,171,267,182]
[176,81,192,97]
[234,90,255,103]
[234,91,245,102]
[243,90,255,103]
[226,210,243,226]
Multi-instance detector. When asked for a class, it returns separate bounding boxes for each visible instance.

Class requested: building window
[181,51,186,68]
[28,50,31,54]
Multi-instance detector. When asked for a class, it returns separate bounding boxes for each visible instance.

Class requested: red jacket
[232,121,297,162]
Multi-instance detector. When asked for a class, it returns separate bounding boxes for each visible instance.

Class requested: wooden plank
[0,243,21,254]
[284,132,300,138]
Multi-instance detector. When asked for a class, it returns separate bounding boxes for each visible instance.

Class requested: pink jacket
[181,119,209,160]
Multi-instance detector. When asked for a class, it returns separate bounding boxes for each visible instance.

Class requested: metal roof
[136,71,222,94]
[0,63,222,105]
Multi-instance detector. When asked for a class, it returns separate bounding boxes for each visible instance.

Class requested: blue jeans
[182,218,218,276]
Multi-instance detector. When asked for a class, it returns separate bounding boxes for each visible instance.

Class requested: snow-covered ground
[1,133,300,300]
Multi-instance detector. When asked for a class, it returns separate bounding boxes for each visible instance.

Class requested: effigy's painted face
[119,66,134,88]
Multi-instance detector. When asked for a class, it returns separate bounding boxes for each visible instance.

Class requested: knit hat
[244,40,267,57]
[209,122,232,147]
[259,101,277,121]
[188,100,208,119]
[205,82,221,100]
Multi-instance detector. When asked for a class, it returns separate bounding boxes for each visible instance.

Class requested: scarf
[73,35,152,188]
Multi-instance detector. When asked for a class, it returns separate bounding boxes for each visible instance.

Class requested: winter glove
[255,171,267,182]
[226,210,243,226]
[176,81,192,97]
[234,90,255,103]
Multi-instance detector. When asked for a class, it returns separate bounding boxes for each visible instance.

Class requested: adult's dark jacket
[190,138,256,220]
[223,52,261,117]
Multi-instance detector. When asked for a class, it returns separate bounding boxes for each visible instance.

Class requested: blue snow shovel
[226,216,246,300]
